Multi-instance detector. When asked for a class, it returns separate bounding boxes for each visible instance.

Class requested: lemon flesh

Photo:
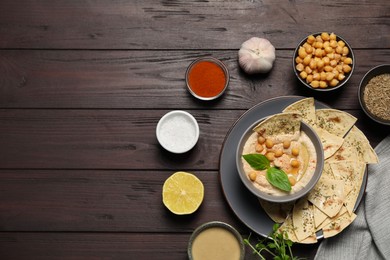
[162,171,204,215]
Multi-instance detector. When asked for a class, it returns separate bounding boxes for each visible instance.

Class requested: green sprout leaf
[242,154,270,170]
[266,167,292,192]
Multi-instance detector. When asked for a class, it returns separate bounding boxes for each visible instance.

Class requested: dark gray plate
[219,96,367,239]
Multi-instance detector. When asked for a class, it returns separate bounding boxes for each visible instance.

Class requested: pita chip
[322,211,357,238]
[283,97,316,126]
[316,109,357,137]
[253,112,302,143]
[313,126,344,159]
[308,176,345,218]
[292,198,316,241]
[343,126,378,164]
[259,199,294,223]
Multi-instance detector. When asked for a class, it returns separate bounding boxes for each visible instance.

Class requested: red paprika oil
[187,60,227,99]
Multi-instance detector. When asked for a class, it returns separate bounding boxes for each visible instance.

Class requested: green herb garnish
[244,223,304,260]
[243,153,291,192]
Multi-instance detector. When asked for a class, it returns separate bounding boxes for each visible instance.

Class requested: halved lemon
[162,171,204,215]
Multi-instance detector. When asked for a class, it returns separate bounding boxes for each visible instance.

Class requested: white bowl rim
[156,110,200,153]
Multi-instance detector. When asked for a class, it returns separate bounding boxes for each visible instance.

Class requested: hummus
[242,131,317,196]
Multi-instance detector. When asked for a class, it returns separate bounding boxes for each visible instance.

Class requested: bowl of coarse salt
[156,110,200,154]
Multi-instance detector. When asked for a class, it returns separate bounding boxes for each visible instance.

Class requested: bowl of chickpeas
[293,32,355,91]
[236,116,324,203]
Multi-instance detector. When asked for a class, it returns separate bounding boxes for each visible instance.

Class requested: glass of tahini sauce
[188,221,245,260]
[185,57,230,100]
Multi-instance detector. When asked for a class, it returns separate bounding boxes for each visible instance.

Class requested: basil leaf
[242,154,270,170]
[266,167,291,192]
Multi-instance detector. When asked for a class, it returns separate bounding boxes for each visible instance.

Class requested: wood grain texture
[0,0,389,49]
[0,1,389,259]
[0,109,387,169]
[0,232,319,259]
[0,49,389,109]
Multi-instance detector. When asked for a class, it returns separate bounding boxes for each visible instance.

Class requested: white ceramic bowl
[156,110,199,153]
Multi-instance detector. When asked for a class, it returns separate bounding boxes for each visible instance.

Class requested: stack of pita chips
[261,97,378,244]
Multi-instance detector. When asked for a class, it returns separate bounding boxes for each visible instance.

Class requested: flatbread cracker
[313,126,344,159]
[322,212,357,238]
[313,205,328,229]
[292,198,315,241]
[282,97,316,126]
[343,126,379,164]
[326,143,358,163]
[259,199,294,223]
[253,112,301,143]
[308,176,345,218]
[278,214,298,243]
[315,109,357,137]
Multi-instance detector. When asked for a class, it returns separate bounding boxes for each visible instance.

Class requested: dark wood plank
[0,232,319,259]
[0,50,389,109]
[0,170,247,232]
[0,0,388,49]
[0,109,387,169]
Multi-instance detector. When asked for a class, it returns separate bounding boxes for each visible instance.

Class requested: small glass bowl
[185,57,230,100]
[293,32,355,91]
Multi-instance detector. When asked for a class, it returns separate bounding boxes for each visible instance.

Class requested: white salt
[158,114,197,153]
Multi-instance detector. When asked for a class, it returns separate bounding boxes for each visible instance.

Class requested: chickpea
[317,60,325,70]
[299,71,308,79]
[307,35,315,44]
[338,73,346,81]
[326,72,335,81]
[320,71,327,81]
[305,66,312,74]
[329,78,339,87]
[329,40,338,48]
[303,55,311,66]
[296,63,304,72]
[255,143,264,153]
[265,139,274,149]
[257,136,265,144]
[274,149,284,158]
[338,40,346,47]
[291,147,300,156]
[288,176,297,186]
[319,80,328,88]
[321,32,330,41]
[291,159,300,168]
[283,140,291,149]
[344,57,352,65]
[295,56,303,64]
[306,74,313,83]
[266,152,275,161]
[298,47,307,59]
[249,171,257,181]
[312,72,320,81]
[343,64,352,73]
[329,33,337,41]
[310,80,320,88]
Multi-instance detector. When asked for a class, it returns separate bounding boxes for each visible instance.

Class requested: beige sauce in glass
[191,227,241,260]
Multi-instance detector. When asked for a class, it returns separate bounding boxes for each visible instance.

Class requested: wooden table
[0,1,389,259]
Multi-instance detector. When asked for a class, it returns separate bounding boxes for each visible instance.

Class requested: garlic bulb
[238,37,276,74]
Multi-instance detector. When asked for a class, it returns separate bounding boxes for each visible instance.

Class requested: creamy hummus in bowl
[236,114,324,203]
